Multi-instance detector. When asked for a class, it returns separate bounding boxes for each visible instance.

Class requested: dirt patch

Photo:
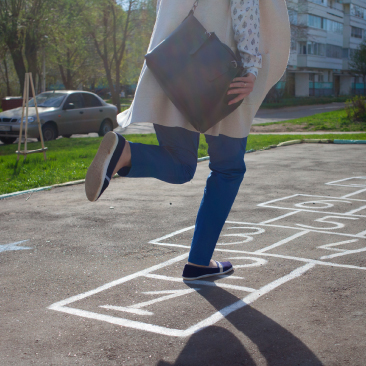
[250,123,310,133]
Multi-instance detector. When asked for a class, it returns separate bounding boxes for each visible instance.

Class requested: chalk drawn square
[260,210,366,237]
[48,235,314,337]
[325,177,366,188]
[258,194,366,217]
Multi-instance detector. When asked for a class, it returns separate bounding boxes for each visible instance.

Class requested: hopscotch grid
[48,176,366,337]
[48,260,316,337]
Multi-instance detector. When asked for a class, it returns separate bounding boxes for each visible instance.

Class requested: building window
[326,44,343,58]
[291,38,297,51]
[350,4,366,20]
[299,42,307,54]
[298,41,326,56]
[351,26,363,39]
[308,14,326,29]
[327,19,343,34]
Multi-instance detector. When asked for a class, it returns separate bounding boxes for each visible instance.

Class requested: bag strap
[188,0,199,16]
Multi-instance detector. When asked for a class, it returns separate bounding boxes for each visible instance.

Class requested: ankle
[188,260,217,268]
[113,140,131,176]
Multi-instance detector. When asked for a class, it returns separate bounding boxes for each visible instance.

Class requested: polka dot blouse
[231,0,262,78]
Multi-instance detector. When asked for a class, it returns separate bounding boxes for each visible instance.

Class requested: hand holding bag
[145,0,245,133]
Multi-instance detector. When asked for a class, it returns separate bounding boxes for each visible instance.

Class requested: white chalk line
[319,247,366,260]
[182,263,315,337]
[51,305,186,337]
[341,188,366,198]
[212,248,366,271]
[48,252,189,309]
[100,306,153,316]
[257,194,300,207]
[0,240,32,253]
[100,288,199,316]
[344,205,366,215]
[255,230,309,253]
[258,206,366,218]
[48,261,315,337]
[259,210,301,224]
[228,220,366,239]
[257,194,366,217]
[326,177,366,187]
[149,225,195,245]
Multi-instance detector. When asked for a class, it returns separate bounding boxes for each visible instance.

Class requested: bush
[345,95,366,123]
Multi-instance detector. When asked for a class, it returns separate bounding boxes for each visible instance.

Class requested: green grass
[260,95,351,109]
[256,109,366,132]
[1,133,365,195]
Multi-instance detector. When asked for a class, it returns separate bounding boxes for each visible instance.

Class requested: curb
[0,180,86,200]
[1,138,364,200]
[334,139,366,144]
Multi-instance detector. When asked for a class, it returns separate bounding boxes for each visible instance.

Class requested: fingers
[228,93,246,105]
[227,75,256,105]
[228,88,247,95]
[229,82,248,89]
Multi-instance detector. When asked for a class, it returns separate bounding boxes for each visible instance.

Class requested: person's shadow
[157,279,323,366]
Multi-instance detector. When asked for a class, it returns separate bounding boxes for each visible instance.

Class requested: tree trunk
[59,64,74,90]
[8,48,26,95]
[25,32,39,98]
[3,57,12,96]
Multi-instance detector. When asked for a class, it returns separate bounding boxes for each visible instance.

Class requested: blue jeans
[119,124,247,266]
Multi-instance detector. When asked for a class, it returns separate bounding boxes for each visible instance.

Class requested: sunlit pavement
[1,143,365,365]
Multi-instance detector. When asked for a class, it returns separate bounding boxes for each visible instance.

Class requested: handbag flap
[189,33,239,82]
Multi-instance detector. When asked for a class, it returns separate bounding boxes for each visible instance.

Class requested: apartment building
[285,0,366,97]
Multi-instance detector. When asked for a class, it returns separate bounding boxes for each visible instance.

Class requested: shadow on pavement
[157,281,323,366]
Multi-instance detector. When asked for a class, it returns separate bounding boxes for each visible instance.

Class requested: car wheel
[0,137,17,144]
[98,119,113,137]
[62,134,72,138]
[42,123,58,141]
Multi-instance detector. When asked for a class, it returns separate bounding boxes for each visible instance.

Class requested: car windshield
[28,93,66,108]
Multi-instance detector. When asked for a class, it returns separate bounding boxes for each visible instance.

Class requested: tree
[349,40,366,96]
[83,0,149,111]
[0,0,56,94]
[0,44,12,95]
[45,0,95,90]
[0,0,27,94]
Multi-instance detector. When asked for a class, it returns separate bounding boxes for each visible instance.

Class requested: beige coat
[117,0,291,138]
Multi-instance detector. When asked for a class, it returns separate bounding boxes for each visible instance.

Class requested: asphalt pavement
[1,143,365,365]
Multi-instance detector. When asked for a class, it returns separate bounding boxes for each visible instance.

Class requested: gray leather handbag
[145,0,244,133]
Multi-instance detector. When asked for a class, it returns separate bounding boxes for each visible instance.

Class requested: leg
[118,124,200,184]
[188,134,247,266]
[85,125,200,201]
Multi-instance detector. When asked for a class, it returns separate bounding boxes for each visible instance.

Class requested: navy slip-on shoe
[182,261,233,281]
[85,131,126,202]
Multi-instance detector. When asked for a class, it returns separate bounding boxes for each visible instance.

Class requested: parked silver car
[0,91,118,144]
